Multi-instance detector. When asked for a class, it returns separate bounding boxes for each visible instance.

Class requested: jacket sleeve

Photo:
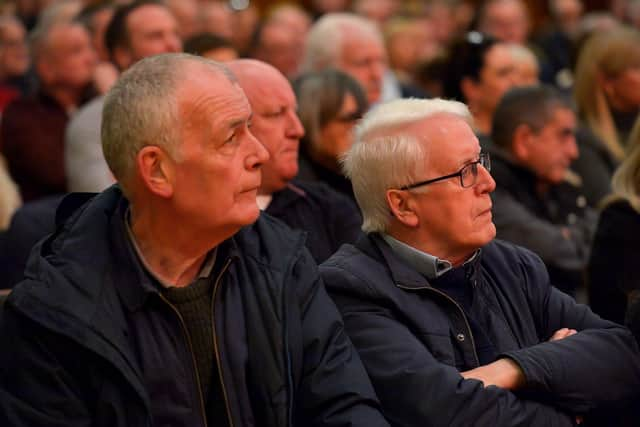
[491,189,594,273]
[321,266,576,427]
[501,249,640,414]
[290,249,390,427]
[0,304,92,427]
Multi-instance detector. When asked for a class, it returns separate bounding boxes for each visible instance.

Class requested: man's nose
[476,163,496,193]
[286,110,305,139]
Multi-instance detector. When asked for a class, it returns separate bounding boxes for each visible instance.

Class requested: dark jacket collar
[488,147,539,195]
[266,182,307,215]
[355,233,482,290]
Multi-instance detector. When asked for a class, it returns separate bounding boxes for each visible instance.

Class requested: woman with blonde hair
[573,27,640,206]
[588,118,640,324]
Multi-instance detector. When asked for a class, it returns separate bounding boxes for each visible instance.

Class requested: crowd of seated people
[1,0,640,426]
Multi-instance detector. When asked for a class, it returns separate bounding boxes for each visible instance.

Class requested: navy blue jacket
[266,181,362,263]
[320,234,640,427]
[0,187,389,427]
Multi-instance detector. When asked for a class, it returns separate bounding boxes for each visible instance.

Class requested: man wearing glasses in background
[320,98,640,426]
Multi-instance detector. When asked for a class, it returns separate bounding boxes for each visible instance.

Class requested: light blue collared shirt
[381,234,479,280]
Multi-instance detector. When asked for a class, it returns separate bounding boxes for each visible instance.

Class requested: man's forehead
[127,4,175,31]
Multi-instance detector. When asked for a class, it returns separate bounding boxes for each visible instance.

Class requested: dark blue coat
[320,234,640,427]
[0,187,388,427]
[266,181,362,263]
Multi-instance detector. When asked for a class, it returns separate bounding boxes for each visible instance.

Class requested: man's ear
[386,189,419,228]
[512,123,534,162]
[135,146,174,198]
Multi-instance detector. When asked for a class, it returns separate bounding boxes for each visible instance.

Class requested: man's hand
[460,358,526,390]
[549,327,577,341]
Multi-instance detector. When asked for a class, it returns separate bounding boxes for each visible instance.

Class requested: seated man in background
[227,59,361,263]
[0,53,389,427]
[1,19,96,201]
[489,84,597,295]
[320,97,640,427]
[65,0,182,193]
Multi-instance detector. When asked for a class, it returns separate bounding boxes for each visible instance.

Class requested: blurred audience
[0,16,29,112]
[490,85,596,296]
[1,20,96,201]
[535,0,583,88]
[65,0,181,193]
[303,13,425,108]
[508,43,540,85]
[166,0,199,40]
[476,0,530,45]
[293,68,368,200]
[249,20,303,79]
[200,1,233,39]
[383,15,440,88]
[184,32,237,62]
[572,27,640,206]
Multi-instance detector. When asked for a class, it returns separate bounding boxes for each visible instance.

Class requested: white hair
[301,12,382,72]
[342,98,472,233]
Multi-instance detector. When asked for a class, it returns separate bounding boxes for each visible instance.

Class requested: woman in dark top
[588,123,640,324]
[292,69,368,200]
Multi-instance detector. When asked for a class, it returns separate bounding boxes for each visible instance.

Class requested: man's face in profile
[406,114,497,260]
[244,70,304,195]
[521,107,578,184]
[338,30,386,105]
[169,67,269,233]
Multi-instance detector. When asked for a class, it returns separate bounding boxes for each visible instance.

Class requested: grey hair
[29,20,84,64]
[343,98,472,233]
[102,53,235,194]
[301,12,382,72]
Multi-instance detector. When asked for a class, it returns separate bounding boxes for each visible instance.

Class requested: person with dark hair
[293,68,368,200]
[490,84,597,295]
[65,0,181,193]
[184,32,237,62]
[0,53,389,427]
[442,31,519,145]
[228,60,362,263]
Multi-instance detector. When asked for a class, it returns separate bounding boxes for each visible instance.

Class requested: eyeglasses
[400,152,491,190]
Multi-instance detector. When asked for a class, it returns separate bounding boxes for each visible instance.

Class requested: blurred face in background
[0,19,29,79]
[315,93,361,169]
[338,29,386,104]
[39,24,97,90]
[463,43,519,119]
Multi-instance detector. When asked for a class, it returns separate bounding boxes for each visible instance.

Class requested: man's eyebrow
[227,115,250,130]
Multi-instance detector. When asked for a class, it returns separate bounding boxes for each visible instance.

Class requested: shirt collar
[381,233,479,280]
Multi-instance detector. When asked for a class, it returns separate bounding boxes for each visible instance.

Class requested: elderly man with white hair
[320,97,640,426]
[302,12,426,106]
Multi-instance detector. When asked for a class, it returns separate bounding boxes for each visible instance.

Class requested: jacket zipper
[158,292,210,427]
[212,257,235,427]
[397,284,480,367]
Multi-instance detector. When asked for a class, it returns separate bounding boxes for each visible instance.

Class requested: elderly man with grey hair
[302,12,425,106]
[320,97,640,426]
[0,53,389,427]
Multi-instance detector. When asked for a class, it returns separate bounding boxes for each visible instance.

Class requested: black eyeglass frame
[400,152,491,190]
